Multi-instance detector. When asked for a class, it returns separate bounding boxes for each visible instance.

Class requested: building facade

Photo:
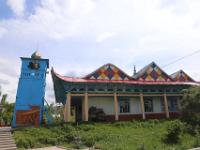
[12,52,49,127]
[52,62,199,122]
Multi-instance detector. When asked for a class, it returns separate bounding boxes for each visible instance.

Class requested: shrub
[136,144,147,150]
[89,106,106,121]
[181,86,200,126]
[113,121,133,127]
[163,120,184,144]
[16,137,36,149]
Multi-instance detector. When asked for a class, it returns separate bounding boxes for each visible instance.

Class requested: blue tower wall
[12,57,49,127]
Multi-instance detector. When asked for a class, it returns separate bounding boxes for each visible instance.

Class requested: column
[84,92,89,121]
[164,93,170,118]
[82,97,85,121]
[66,92,71,122]
[114,92,119,121]
[140,93,146,120]
[63,101,67,122]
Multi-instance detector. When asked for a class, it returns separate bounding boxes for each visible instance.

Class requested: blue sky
[0,0,200,103]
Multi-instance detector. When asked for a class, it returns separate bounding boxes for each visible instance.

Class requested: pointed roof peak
[31,51,42,59]
[171,70,195,82]
[84,63,133,81]
[134,61,173,82]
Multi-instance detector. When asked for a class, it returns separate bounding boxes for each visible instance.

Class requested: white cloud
[96,32,116,43]
[0,57,19,103]
[0,27,7,38]
[1,0,200,103]
[6,0,26,17]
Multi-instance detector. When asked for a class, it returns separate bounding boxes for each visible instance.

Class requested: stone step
[0,128,11,131]
[0,147,17,150]
[0,133,12,136]
[0,137,15,141]
[0,140,15,144]
[0,141,15,145]
[0,135,12,138]
[0,127,17,150]
[0,143,17,148]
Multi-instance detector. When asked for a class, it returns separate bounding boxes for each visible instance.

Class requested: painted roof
[51,62,199,85]
[170,70,195,82]
[133,62,173,82]
[84,63,133,81]
[51,68,198,86]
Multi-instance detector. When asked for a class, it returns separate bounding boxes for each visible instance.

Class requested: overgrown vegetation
[13,120,200,150]
[0,89,14,126]
[163,120,184,144]
[181,86,200,125]
[89,106,106,121]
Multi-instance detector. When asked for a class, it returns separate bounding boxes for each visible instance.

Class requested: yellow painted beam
[84,92,89,121]
[164,93,170,118]
[140,93,146,120]
[114,92,119,121]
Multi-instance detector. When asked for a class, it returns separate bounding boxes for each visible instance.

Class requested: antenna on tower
[36,41,40,51]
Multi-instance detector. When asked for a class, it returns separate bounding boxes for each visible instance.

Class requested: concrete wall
[89,97,114,115]
[153,97,163,113]
[88,96,143,115]
[129,97,141,114]
[88,96,173,115]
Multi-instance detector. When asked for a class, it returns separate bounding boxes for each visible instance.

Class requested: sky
[0,0,200,104]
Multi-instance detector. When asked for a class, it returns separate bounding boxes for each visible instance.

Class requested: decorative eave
[51,68,198,86]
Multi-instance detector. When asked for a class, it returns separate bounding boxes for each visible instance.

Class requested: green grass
[13,120,200,150]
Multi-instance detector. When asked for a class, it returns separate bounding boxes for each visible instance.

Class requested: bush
[89,106,106,121]
[16,137,36,149]
[163,120,184,144]
[181,86,200,125]
[136,144,147,150]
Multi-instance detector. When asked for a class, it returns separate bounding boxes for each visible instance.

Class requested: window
[28,62,40,70]
[142,89,148,92]
[169,99,178,111]
[161,98,178,112]
[134,89,139,92]
[144,97,153,112]
[119,99,130,113]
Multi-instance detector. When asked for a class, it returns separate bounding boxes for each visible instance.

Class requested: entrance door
[71,98,82,122]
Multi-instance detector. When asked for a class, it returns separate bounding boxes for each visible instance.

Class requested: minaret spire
[133,65,137,76]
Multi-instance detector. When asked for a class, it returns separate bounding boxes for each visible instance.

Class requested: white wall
[153,97,163,113]
[88,96,165,115]
[130,97,141,114]
[88,97,114,115]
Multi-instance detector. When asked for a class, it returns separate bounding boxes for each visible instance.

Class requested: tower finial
[31,51,42,59]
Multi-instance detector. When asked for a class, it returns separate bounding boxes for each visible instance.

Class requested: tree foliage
[163,120,184,144]
[181,86,200,125]
[0,89,14,126]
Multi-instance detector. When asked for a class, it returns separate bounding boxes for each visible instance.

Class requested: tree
[181,86,200,125]
[0,90,14,126]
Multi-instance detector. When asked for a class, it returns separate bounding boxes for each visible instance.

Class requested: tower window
[29,62,40,70]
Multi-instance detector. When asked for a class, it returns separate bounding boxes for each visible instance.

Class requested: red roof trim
[52,68,199,86]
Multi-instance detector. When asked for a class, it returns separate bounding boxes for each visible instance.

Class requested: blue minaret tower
[12,51,49,127]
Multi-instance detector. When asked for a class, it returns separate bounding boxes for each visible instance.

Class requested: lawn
[13,120,199,150]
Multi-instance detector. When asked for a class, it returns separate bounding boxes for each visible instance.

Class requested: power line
[162,49,200,68]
